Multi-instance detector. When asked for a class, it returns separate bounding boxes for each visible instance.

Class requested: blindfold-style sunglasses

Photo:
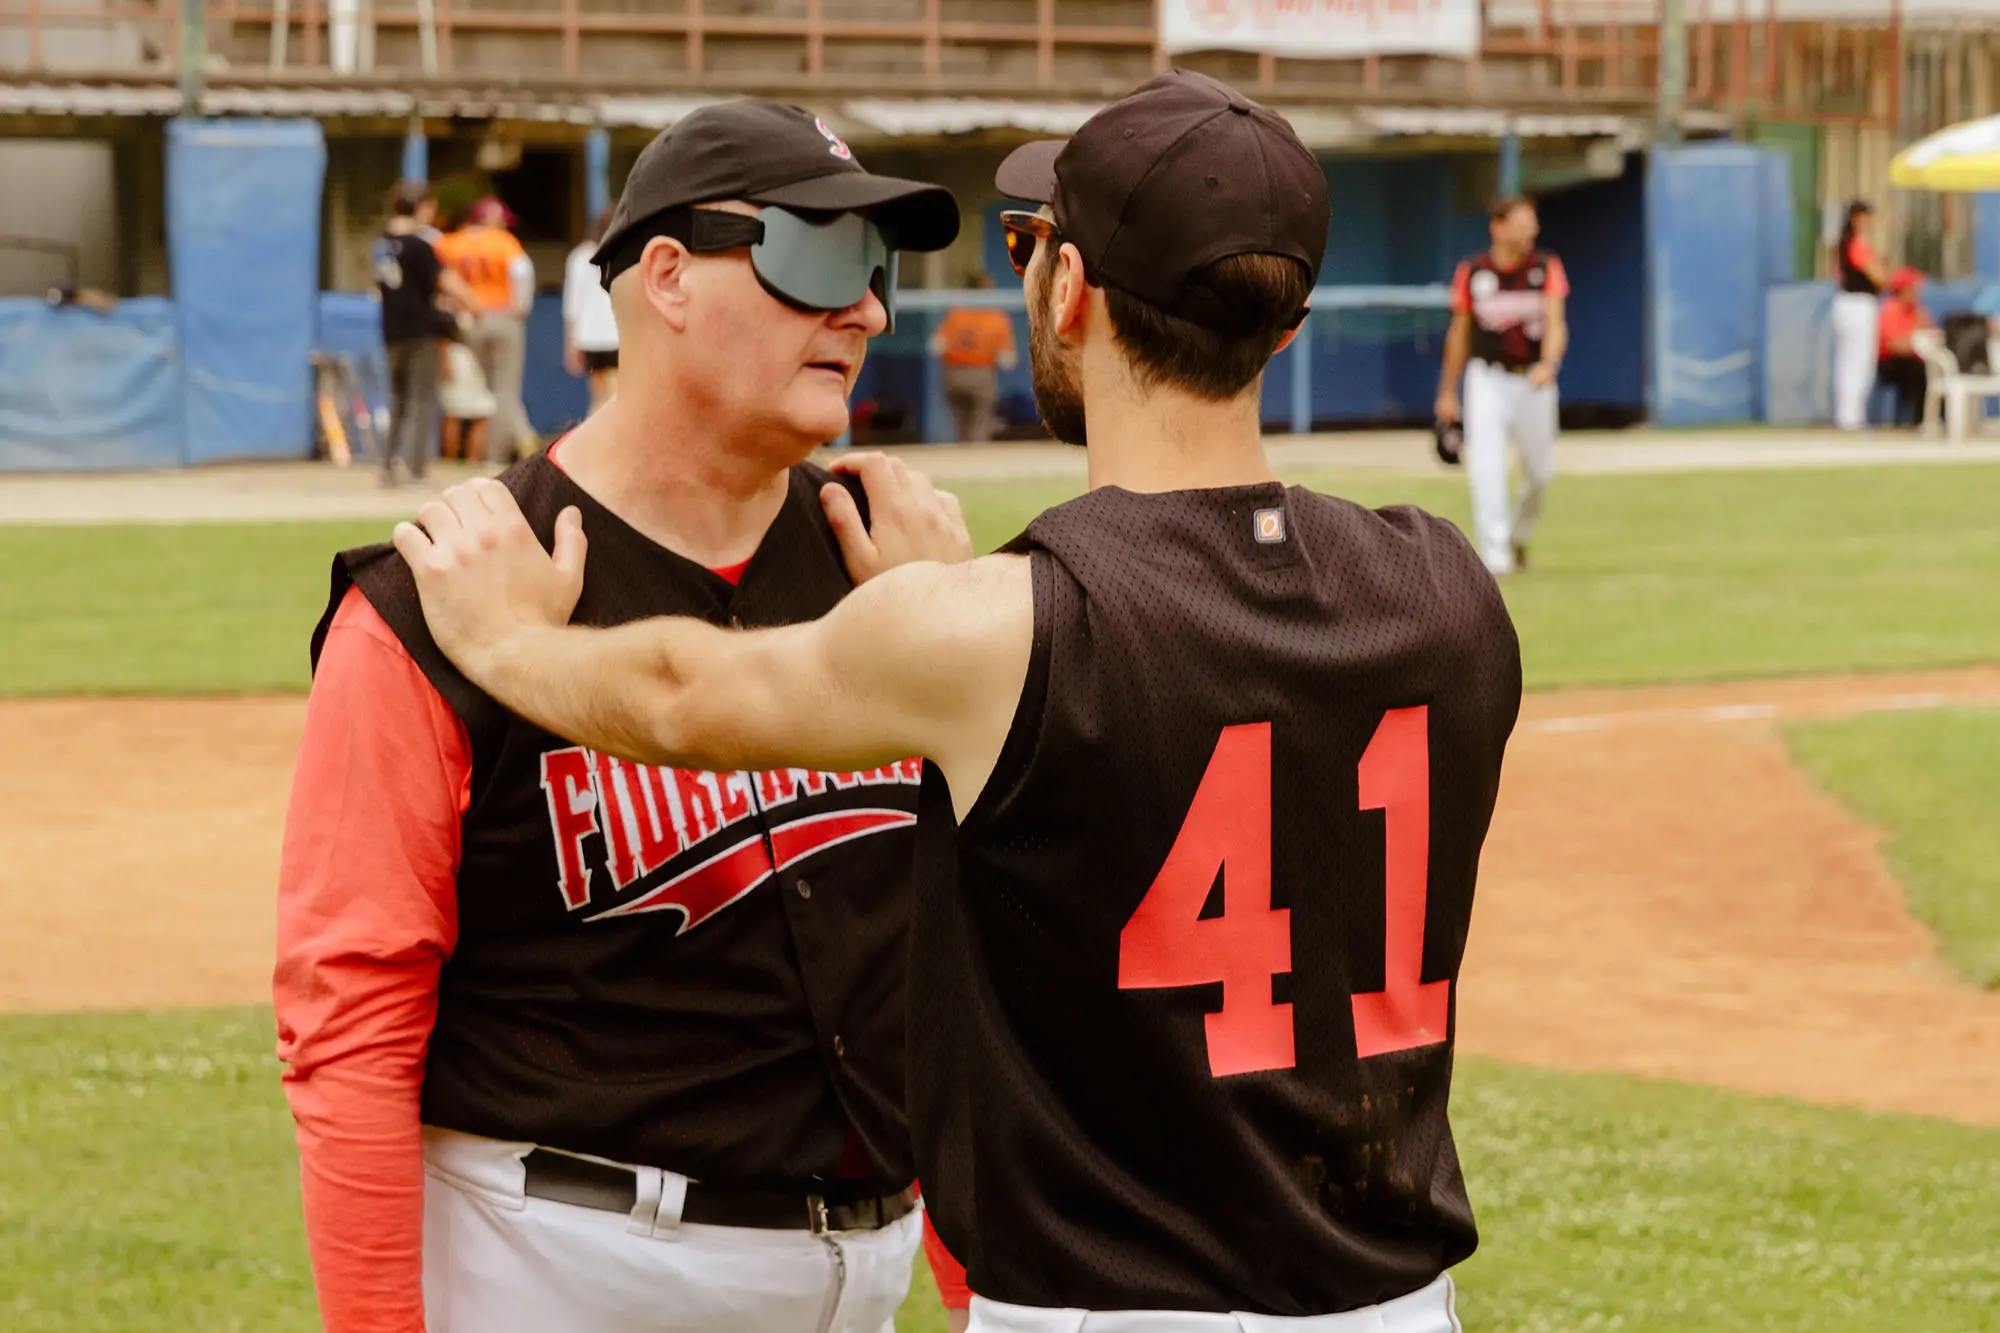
[1000,211,1058,277]
[599,206,904,330]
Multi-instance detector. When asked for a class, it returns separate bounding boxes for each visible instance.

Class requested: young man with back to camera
[1436,195,1569,576]
[393,70,1521,1333]
[275,102,969,1333]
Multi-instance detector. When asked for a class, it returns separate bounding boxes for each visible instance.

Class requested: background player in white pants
[1831,200,1891,431]
[1435,196,1569,577]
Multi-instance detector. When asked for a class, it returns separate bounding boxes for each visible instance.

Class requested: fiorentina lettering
[537,746,923,927]
[539,749,601,910]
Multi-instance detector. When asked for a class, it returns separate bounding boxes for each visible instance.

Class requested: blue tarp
[1647,143,1795,425]
[1762,283,1836,426]
[1977,194,2000,285]
[0,297,184,471]
[525,292,589,436]
[168,119,326,463]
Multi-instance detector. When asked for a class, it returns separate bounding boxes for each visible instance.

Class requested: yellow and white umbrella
[1891,114,2000,192]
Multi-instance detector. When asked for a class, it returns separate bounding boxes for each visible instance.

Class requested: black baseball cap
[593,101,960,269]
[996,70,1330,330]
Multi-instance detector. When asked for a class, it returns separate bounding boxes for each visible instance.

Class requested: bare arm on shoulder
[392,475,1031,819]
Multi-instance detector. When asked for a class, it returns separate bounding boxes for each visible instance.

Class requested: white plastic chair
[1911,327,2000,442]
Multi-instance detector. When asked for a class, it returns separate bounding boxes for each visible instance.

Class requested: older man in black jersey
[277,102,970,1333]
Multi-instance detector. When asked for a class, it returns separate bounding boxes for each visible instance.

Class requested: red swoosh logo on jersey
[585,808,916,931]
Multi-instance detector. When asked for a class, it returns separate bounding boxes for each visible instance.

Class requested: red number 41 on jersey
[1117,709,1449,1078]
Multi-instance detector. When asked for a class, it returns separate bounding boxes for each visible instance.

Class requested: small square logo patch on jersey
[1254,508,1286,544]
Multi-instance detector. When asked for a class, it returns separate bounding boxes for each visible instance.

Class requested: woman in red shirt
[1876,267,1935,429]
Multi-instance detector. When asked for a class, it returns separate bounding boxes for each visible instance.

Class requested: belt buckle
[808,1194,831,1237]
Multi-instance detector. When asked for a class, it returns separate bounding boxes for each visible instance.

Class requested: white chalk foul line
[1527,689,1999,735]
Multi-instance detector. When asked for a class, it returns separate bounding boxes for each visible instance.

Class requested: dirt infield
[0,698,305,1013]
[5,670,1999,1124]
[1468,668,2000,1127]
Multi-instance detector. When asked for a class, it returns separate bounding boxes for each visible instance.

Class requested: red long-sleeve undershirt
[272,446,964,1326]
[274,585,469,1332]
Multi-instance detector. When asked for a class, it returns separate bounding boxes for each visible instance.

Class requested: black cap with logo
[995,70,1330,330]
[593,100,960,268]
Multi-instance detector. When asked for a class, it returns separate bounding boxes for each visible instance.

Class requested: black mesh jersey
[311,454,944,1195]
[1462,249,1563,371]
[911,482,1521,1315]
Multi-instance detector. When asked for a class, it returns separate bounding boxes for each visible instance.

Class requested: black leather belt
[521,1149,918,1236]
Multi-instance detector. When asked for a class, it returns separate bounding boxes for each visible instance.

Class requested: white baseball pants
[967,1273,1460,1333]
[1831,292,1881,431]
[1463,358,1557,575]
[420,1127,922,1333]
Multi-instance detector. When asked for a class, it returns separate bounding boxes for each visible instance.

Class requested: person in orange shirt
[1876,266,1935,429]
[435,197,537,463]
[928,272,1018,443]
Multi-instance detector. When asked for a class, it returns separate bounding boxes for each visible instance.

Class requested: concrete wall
[0,139,119,297]
[0,21,148,72]
[321,136,404,293]
[114,123,172,297]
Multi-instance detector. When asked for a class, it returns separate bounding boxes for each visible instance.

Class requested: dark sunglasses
[1000,211,1059,276]
[599,206,904,330]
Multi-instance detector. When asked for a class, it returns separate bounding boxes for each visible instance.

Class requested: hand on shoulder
[819,452,975,584]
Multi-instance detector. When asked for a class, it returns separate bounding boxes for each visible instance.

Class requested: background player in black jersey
[1435,197,1569,576]
[395,70,1522,1332]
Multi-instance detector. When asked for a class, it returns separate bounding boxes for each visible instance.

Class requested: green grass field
[1789,708,2000,991]
[5,461,2000,695]
[5,459,2000,1330]
[3,1008,1997,1333]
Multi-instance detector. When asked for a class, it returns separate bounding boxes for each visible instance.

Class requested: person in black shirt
[1832,200,1892,431]
[396,71,1519,1333]
[285,107,964,1333]
[372,182,475,485]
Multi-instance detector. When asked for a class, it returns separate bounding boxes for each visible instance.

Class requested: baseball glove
[1433,418,1464,467]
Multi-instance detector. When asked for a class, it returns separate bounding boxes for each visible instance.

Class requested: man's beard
[1028,260,1088,447]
